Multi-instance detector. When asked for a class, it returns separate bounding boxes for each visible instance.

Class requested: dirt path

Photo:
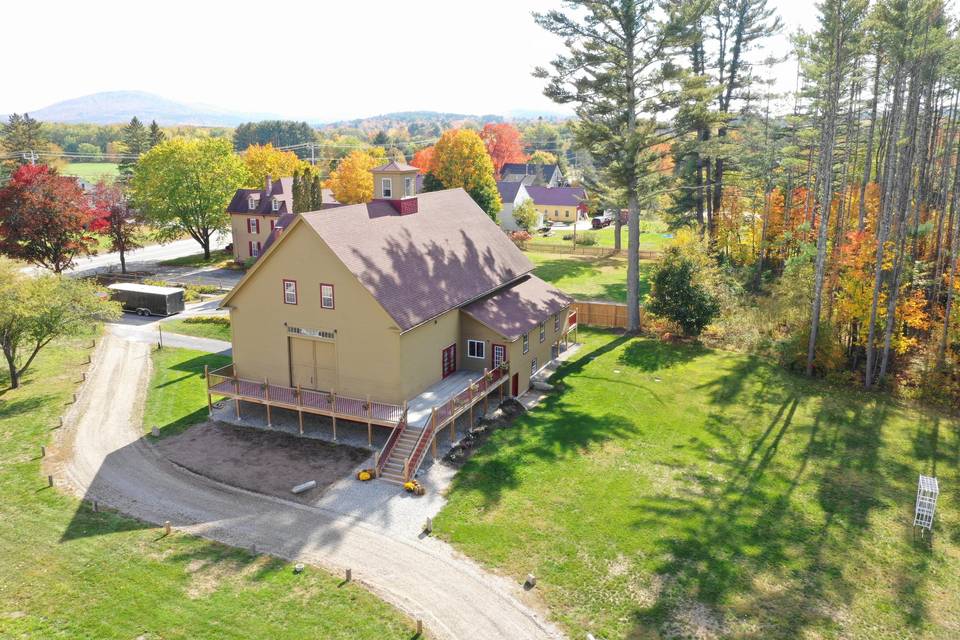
[56,332,563,640]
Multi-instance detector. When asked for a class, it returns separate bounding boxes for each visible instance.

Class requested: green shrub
[577,231,598,246]
[182,315,230,326]
[647,247,720,336]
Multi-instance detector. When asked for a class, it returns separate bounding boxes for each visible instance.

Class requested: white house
[497,181,542,232]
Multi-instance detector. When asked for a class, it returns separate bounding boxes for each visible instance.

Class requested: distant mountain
[25,91,280,126]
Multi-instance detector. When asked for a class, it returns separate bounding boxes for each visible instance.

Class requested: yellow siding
[460,314,514,373]
[230,214,277,262]
[228,221,405,403]
[540,205,581,222]
[503,307,572,396]
[397,309,461,400]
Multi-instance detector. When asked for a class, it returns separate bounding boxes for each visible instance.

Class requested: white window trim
[531,358,538,376]
[522,333,529,354]
[404,176,414,197]
[251,241,261,258]
[382,177,393,198]
[272,198,280,212]
[554,313,560,332]
[250,218,260,234]
[248,196,256,210]
[283,280,297,305]
[320,284,335,309]
[467,339,485,359]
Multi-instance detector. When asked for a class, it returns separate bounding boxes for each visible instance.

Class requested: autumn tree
[512,199,540,232]
[528,150,558,165]
[0,258,120,389]
[480,123,528,176]
[326,148,387,204]
[242,143,305,188]
[90,181,142,273]
[423,129,502,219]
[410,146,435,173]
[132,138,249,260]
[0,165,100,273]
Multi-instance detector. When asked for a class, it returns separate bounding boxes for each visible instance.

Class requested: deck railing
[377,414,407,477]
[206,365,405,426]
[403,362,509,481]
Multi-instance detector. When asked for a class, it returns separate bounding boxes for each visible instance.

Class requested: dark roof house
[227,176,295,215]
[500,163,564,187]
[524,185,587,207]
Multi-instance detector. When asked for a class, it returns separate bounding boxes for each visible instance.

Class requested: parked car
[591,216,612,229]
[108,283,186,316]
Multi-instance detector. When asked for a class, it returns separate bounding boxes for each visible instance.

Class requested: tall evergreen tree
[148,120,165,149]
[535,0,679,332]
[118,117,149,182]
[0,113,49,174]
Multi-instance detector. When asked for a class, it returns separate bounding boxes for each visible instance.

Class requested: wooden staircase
[378,424,425,485]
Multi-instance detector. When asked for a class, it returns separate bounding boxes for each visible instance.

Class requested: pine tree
[148,120,165,149]
[0,113,49,173]
[118,117,149,182]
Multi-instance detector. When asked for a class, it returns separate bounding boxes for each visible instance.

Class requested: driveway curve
[57,332,562,640]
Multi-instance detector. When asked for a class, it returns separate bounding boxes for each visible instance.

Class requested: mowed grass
[530,225,672,251]
[143,346,230,438]
[60,162,119,182]
[529,251,652,304]
[163,316,232,342]
[159,249,236,269]
[435,328,960,640]
[0,337,417,639]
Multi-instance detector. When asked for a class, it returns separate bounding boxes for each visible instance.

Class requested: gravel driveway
[54,332,564,640]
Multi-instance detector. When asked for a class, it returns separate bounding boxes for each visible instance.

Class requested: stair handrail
[405,408,438,481]
[377,409,407,476]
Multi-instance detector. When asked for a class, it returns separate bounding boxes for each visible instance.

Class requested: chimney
[265,174,273,194]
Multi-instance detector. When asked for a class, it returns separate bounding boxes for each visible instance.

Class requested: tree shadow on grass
[617,339,706,372]
[628,367,899,639]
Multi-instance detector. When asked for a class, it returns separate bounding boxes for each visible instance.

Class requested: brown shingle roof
[460,275,573,341]
[300,189,533,331]
[226,177,294,215]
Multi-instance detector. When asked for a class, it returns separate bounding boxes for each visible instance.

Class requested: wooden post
[296,384,304,435]
[205,365,213,416]
[402,400,408,423]
[233,377,241,419]
[403,458,410,482]
[331,391,337,441]
[469,384,474,426]
[366,394,372,446]
[264,379,272,427]
[449,399,456,443]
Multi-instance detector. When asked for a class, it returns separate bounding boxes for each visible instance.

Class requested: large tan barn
[209,162,577,483]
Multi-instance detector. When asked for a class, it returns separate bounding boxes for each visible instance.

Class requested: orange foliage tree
[410,146,435,174]
[479,123,527,177]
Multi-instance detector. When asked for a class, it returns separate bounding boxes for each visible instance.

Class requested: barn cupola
[371,160,419,215]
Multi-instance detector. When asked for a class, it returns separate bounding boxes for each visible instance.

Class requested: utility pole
[22,150,37,165]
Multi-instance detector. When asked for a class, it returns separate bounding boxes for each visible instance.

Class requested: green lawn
[530,225,673,251]
[435,328,960,640]
[163,316,232,342]
[159,249,237,269]
[61,162,119,182]
[529,251,651,304]
[0,337,417,639]
[143,347,230,438]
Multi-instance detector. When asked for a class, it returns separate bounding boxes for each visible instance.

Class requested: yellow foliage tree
[429,129,501,218]
[325,148,387,204]
[242,144,306,188]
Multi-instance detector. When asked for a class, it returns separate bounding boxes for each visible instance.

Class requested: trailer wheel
[136,309,144,316]
[143,309,152,317]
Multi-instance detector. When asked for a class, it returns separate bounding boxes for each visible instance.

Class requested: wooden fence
[571,301,638,329]
[523,242,619,258]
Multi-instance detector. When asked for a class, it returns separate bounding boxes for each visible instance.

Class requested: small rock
[293,563,304,574]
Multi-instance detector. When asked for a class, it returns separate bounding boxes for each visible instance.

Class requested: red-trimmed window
[247,218,260,234]
[250,241,262,258]
[320,283,335,309]
[283,279,298,305]
[270,220,276,231]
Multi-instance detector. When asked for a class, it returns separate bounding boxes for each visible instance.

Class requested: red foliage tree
[410,146,435,174]
[0,165,100,273]
[90,181,143,274]
[479,123,527,177]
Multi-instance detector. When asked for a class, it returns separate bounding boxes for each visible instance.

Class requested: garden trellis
[913,475,939,536]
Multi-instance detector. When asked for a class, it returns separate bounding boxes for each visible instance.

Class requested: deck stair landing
[379,425,425,484]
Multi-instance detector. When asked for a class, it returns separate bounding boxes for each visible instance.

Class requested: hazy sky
[5,0,819,121]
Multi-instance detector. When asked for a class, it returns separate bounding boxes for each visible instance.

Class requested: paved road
[57,332,563,640]
[67,233,231,276]
[107,299,232,354]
